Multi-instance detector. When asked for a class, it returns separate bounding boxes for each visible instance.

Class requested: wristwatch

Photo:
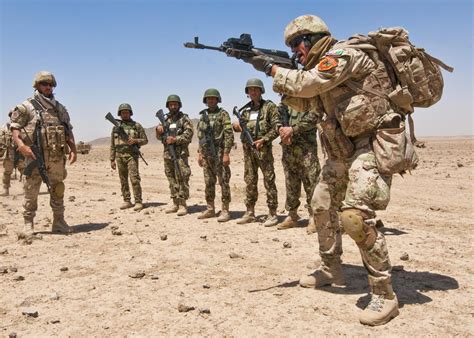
[264,63,274,76]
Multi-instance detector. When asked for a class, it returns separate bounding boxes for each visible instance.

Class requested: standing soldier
[156,95,194,216]
[233,79,280,227]
[10,71,77,235]
[277,105,320,232]
[1,119,25,196]
[244,15,402,325]
[110,103,148,211]
[197,88,234,222]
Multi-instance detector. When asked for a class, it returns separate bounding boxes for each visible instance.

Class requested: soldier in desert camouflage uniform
[0,118,25,196]
[277,105,320,232]
[233,79,280,227]
[110,103,148,211]
[156,94,194,216]
[244,15,400,326]
[197,88,234,222]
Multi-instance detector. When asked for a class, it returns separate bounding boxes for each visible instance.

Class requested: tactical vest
[241,100,273,141]
[164,113,189,158]
[113,121,140,153]
[198,107,225,146]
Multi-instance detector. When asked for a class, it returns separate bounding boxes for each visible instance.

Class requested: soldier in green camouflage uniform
[277,105,320,232]
[110,103,148,211]
[233,79,280,227]
[244,15,400,326]
[1,119,25,196]
[197,88,234,222]
[156,95,194,216]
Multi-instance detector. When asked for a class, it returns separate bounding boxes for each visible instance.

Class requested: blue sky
[1,0,472,141]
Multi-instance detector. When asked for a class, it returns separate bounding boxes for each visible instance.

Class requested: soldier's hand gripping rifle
[155,109,183,183]
[184,34,297,69]
[105,112,148,166]
[23,119,52,193]
[232,103,261,162]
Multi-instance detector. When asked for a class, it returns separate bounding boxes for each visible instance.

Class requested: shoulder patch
[326,49,344,57]
[318,56,339,72]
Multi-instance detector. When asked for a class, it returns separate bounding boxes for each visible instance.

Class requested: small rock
[229,252,243,259]
[112,229,122,236]
[9,266,18,273]
[97,198,106,202]
[283,241,292,249]
[456,162,464,168]
[400,252,409,261]
[112,192,117,195]
[150,274,159,280]
[49,319,60,324]
[9,332,17,338]
[129,271,146,279]
[445,174,451,178]
[13,275,25,281]
[272,238,280,242]
[0,248,8,255]
[199,307,211,314]
[160,234,168,241]
[68,196,76,202]
[0,266,8,274]
[200,235,207,240]
[177,304,195,312]
[60,267,68,272]
[250,239,259,244]
[21,307,38,318]
[143,210,150,215]
[202,283,211,289]
[49,292,60,301]
[429,206,441,211]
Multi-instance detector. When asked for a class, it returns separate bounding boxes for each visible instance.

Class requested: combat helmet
[166,94,182,108]
[284,15,330,47]
[117,103,133,116]
[32,71,57,89]
[203,88,221,104]
[245,78,265,94]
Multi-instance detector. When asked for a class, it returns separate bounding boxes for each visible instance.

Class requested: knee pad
[52,182,65,199]
[340,209,376,248]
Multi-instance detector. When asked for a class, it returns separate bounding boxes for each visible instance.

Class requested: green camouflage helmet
[32,71,57,89]
[245,78,265,94]
[284,15,330,47]
[203,88,221,104]
[166,94,182,108]
[117,103,133,116]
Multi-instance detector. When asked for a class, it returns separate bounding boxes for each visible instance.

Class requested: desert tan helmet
[284,15,330,47]
[203,88,221,104]
[245,78,265,94]
[32,71,57,88]
[166,94,182,108]
[117,103,133,116]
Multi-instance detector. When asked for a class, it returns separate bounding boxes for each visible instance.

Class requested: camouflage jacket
[110,119,148,160]
[240,99,279,148]
[156,111,194,160]
[281,107,318,146]
[197,107,234,155]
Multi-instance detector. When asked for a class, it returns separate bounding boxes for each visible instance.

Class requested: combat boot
[133,202,144,211]
[299,259,345,288]
[263,208,278,227]
[236,206,255,224]
[307,216,317,235]
[177,201,188,216]
[120,201,133,210]
[0,187,9,196]
[165,200,179,214]
[52,215,72,234]
[359,283,399,326]
[217,203,231,222]
[22,218,34,236]
[277,210,300,230]
[198,201,216,219]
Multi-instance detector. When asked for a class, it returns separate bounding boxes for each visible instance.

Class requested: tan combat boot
[0,187,9,197]
[217,203,231,222]
[263,208,278,227]
[22,218,34,236]
[120,201,133,210]
[307,216,317,235]
[133,202,144,211]
[197,201,216,219]
[165,199,179,214]
[236,207,256,224]
[277,210,300,230]
[299,259,345,288]
[52,215,72,234]
[177,201,188,216]
[359,283,399,326]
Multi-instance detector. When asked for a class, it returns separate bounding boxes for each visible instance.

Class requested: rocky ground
[0,137,473,336]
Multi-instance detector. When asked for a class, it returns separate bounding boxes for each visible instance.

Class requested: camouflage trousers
[282,142,319,215]
[116,154,142,203]
[3,157,25,188]
[203,150,231,204]
[312,136,393,287]
[164,157,191,203]
[22,154,67,220]
[243,144,277,210]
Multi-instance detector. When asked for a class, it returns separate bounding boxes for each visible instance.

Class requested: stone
[21,307,38,318]
[250,239,259,244]
[160,234,168,241]
[9,332,17,338]
[129,271,146,279]
[0,248,8,255]
[199,307,211,314]
[178,304,195,313]
[68,196,76,202]
[0,266,8,274]
[202,283,211,289]
[49,292,60,301]
[13,275,25,281]
[272,238,280,242]
[9,266,18,273]
[229,252,243,259]
[60,267,69,272]
[400,252,409,261]
[200,235,207,240]
[283,241,292,248]
[150,274,159,280]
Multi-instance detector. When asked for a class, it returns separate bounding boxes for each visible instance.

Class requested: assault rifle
[155,109,183,183]
[105,112,148,166]
[13,146,24,181]
[199,109,222,184]
[232,103,261,160]
[23,118,51,193]
[279,104,290,127]
[184,34,296,69]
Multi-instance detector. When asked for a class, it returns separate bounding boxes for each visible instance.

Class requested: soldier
[10,71,77,235]
[110,103,148,211]
[244,15,400,325]
[1,119,25,196]
[233,79,280,227]
[277,105,320,232]
[156,94,194,216]
[197,88,234,222]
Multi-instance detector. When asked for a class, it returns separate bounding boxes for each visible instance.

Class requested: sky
[0,0,472,142]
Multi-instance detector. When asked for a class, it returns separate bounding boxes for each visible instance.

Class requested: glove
[244,55,274,76]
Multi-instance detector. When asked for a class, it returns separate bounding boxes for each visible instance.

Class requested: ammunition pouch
[44,125,67,158]
[318,119,354,160]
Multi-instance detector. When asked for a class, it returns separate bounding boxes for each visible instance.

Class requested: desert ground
[0,137,473,336]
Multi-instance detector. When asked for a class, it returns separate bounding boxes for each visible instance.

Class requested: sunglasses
[39,82,54,87]
[289,35,305,49]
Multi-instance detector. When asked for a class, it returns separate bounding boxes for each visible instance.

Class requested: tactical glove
[244,55,274,76]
